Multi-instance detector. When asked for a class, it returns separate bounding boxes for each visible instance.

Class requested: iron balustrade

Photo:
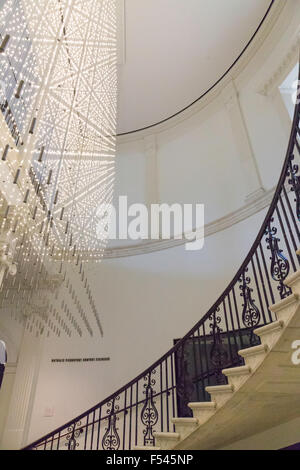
[24,62,300,450]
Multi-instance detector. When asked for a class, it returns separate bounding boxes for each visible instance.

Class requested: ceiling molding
[116,0,285,144]
[78,186,276,260]
[258,27,300,96]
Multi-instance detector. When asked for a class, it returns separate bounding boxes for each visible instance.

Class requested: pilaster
[222,80,264,204]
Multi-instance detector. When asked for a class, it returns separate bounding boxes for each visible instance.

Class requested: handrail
[24,59,300,450]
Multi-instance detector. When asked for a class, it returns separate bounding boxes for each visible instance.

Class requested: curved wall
[16,0,300,446]
[111,0,299,248]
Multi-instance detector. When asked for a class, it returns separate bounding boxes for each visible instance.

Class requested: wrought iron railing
[24,63,300,450]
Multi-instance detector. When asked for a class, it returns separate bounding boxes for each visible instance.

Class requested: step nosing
[172,418,198,423]
[205,384,233,393]
[284,270,300,286]
[254,320,284,336]
[222,365,251,376]
[269,294,299,312]
[238,344,268,357]
[188,401,216,409]
[153,432,180,440]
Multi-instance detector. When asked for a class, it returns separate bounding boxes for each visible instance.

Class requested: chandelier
[0,0,117,337]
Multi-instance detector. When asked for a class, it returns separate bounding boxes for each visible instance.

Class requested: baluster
[288,154,300,222]
[165,359,170,431]
[202,322,211,395]
[209,307,228,383]
[90,410,95,450]
[96,406,102,450]
[102,398,120,451]
[280,189,299,250]
[275,205,296,272]
[65,421,83,450]
[57,431,61,450]
[128,386,133,449]
[195,326,206,400]
[135,382,139,446]
[50,434,54,450]
[259,242,275,305]
[250,257,267,325]
[122,390,127,450]
[232,286,245,351]
[84,414,89,449]
[159,362,163,431]
[222,297,234,365]
[239,269,261,346]
[265,219,291,299]
[254,249,273,323]
[141,369,158,446]
[191,331,200,402]
[282,185,300,245]
[176,340,194,416]
[170,352,176,428]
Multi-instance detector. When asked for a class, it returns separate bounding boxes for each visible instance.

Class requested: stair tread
[172,417,198,424]
[153,432,180,440]
[238,343,268,357]
[134,446,161,450]
[284,270,300,286]
[254,320,284,336]
[188,401,216,409]
[205,384,233,393]
[269,293,298,313]
[222,365,251,376]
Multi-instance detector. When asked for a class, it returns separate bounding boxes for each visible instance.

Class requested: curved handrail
[25,58,300,450]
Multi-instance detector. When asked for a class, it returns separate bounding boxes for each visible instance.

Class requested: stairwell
[23,61,300,452]
[140,262,300,450]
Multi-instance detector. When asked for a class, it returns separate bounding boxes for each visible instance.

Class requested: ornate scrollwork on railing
[209,308,229,384]
[23,63,300,453]
[101,397,120,450]
[176,342,194,416]
[141,370,159,446]
[65,421,83,450]
[265,221,291,299]
[288,154,300,221]
[239,270,261,346]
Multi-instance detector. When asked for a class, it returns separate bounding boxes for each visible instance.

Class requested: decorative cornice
[258,27,300,96]
[78,186,276,260]
[117,0,285,143]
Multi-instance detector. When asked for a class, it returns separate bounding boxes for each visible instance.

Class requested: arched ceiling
[117,0,273,135]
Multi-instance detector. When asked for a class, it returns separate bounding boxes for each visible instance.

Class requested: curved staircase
[141,264,300,450]
[24,63,300,451]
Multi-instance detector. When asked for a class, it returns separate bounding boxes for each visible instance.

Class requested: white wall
[113,1,300,226]
[0,364,16,443]
[156,105,246,222]
[26,205,267,444]
[11,0,300,449]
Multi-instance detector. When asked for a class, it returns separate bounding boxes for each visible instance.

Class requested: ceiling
[117,0,273,134]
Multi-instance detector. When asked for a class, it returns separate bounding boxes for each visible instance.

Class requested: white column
[222,80,264,204]
[0,327,44,449]
[0,363,17,444]
[270,87,293,139]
